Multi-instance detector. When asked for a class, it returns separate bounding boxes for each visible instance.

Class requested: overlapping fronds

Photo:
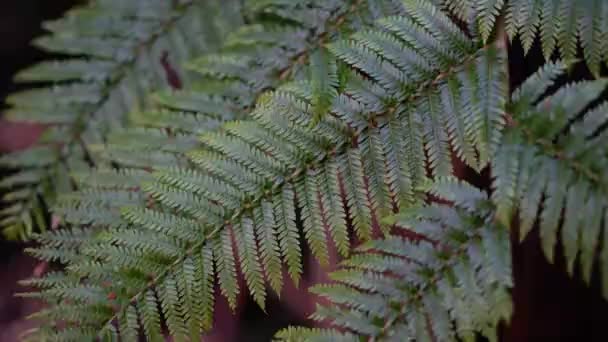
[16,0,608,340]
[492,60,608,296]
[433,0,608,75]
[21,1,515,340]
[25,0,378,264]
[88,0,404,165]
[34,1,400,278]
[0,0,242,239]
[282,53,608,342]
[277,179,513,341]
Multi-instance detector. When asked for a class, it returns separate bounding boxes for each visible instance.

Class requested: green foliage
[493,62,608,294]
[278,179,513,341]
[434,0,608,75]
[43,0,401,254]
[6,0,608,341]
[0,0,242,239]
[9,6,377,325]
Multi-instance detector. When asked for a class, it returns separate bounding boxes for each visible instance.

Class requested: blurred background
[1,1,608,341]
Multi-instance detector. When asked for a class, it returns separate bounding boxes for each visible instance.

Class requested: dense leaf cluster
[1,0,607,341]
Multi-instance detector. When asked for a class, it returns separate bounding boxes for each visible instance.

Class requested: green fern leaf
[280,184,513,340]
[20,2,528,339]
[0,0,242,239]
[255,203,284,294]
[493,65,608,293]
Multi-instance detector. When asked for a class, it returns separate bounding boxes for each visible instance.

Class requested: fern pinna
[5,0,608,341]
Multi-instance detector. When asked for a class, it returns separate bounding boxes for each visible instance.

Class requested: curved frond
[278,180,513,341]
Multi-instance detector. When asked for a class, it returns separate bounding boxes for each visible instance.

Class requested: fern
[434,0,608,75]
[277,179,513,341]
[0,0,242,239]
[493,62,608,293]
[279,60,608,340]
[47,0,400,239]
[279,60,608,342]
[9,0,608,341]
[18,0,384,276]
[20,1,515,340]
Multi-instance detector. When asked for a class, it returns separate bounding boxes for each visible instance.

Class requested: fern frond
[50,0,391,240]
[0,0,243,239]
[276,326,358,342]
[19,3,371,309]
[23,1,516,339]
[279,181,513,341]
[22,0,394,340]
[493,63,608,296]
[436,0,608,76]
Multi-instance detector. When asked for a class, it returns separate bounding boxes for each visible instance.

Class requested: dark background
[0,1,607,341]
[0,0,77,99]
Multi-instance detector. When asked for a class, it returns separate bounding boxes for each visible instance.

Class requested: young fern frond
[0,0,242,239]
[278,179,513,341]
[492,61,608,295]
[20,2,515,340]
